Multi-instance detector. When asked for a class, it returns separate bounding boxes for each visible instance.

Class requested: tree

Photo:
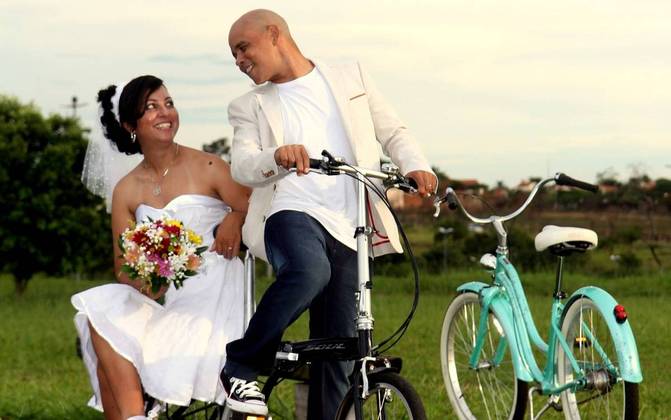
[596,167,620,185]
[431,165,449,183]
[202,137,231,162]
[0,95,111,294]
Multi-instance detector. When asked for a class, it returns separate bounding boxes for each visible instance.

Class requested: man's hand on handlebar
[277,146,436,197]
[407,170,438,198]
[275,145,311,175]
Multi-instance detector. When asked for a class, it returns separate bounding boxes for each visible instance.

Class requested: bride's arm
[207,156,251,259]
[111,179,166,299]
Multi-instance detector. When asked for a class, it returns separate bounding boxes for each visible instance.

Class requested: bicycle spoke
[557,297,638,419]
[442,293,524,420]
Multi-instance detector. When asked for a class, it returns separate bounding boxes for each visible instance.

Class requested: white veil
[81,83,142,212]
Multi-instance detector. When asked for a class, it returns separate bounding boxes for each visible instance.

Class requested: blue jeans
[224,210,358,419]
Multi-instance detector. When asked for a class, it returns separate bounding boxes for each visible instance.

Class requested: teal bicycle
[434,173,642,419]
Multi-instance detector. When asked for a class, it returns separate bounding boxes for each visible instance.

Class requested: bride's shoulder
[114,164,144,190]
[112,166,145,208]
[184,146,231,171]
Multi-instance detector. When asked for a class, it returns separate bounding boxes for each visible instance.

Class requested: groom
[221,9,436,419]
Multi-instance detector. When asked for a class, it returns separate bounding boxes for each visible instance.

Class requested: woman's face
[135,85,179,145]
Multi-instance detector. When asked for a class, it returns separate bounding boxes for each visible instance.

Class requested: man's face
[228,22,279,84]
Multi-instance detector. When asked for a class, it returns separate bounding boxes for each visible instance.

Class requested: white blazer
[229,59,434,262]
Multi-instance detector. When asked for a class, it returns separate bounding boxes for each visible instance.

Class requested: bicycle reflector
[613,304,628,324]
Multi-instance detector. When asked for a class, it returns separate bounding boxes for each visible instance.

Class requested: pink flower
[156,258,173,278]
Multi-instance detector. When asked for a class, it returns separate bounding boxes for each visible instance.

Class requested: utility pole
[63,95,87,118]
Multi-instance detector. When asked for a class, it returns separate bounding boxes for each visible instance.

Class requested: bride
[72,75,251,420]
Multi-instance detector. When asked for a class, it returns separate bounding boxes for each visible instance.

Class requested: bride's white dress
[72,194,245,409]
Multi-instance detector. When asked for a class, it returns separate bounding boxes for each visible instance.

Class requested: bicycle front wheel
[441,292,527,420]
[335,371,426,420]
[557,297,639,419]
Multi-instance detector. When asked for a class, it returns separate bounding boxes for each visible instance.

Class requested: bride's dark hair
[97,75,164,155]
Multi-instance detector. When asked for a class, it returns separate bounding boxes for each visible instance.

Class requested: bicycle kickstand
[528,386,561,420]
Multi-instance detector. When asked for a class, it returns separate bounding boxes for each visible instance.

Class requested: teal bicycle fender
[564,286,643,383]
[456,282,536,382]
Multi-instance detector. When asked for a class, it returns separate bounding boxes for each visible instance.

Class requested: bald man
[222,9,436,418]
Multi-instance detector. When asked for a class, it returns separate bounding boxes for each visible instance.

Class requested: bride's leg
[89,321,145,419]
[97,364,123,420]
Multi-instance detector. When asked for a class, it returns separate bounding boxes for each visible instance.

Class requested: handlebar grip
[309,158,323,169]
[554,173,599,193]
[446,193,458,210]
[407,178,418,189]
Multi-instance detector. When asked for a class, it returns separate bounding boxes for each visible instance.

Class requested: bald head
[228,9,312,84]
[229,9,291,40]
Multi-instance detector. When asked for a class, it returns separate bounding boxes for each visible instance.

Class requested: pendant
[152,185,161,196]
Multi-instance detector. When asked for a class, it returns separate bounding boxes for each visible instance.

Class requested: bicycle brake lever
[433,196,446,218]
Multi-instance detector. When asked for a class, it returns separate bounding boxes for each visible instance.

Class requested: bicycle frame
[437,174,642,397]
[253,156,419,418]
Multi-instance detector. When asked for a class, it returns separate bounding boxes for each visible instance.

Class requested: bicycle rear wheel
[557,297,639,419]
[335,371,426,420]
[441,292,527,420]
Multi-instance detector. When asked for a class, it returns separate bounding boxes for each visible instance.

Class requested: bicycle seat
[534,225,598,256]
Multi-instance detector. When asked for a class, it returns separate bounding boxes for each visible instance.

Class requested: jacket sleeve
[358,62,435,177]
[229,94,283,187]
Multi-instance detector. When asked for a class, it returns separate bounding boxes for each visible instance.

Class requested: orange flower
[125,246,141,264]
[187,254,201,271]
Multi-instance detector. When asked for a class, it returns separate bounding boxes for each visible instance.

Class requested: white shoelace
[231,379,265,401]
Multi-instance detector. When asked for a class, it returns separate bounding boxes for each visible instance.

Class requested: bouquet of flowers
[119,217,208,294]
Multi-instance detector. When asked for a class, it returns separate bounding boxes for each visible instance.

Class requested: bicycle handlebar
[554,172,599,193]
[433,172,598,222]
[296,150,418,194]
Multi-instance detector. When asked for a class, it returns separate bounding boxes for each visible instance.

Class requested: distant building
[452,179,485,195]
[640,179,656,191]
[516,179,537,193]
[598,183,619,194]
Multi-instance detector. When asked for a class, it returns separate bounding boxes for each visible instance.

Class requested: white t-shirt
[268,67,358,250]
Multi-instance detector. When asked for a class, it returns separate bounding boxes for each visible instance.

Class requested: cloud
[2,0,670,187]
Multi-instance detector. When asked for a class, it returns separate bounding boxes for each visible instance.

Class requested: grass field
[1,269,669,419]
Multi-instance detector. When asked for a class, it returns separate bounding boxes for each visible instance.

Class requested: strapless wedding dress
[72,194,245,409]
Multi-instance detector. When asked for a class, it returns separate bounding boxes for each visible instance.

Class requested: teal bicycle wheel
[557,297,639,419]
[441,292,528,420]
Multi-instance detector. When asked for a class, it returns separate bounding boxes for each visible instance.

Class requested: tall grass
[1,270,669,419]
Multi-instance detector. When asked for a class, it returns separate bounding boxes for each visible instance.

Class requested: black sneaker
[221,375,268,416]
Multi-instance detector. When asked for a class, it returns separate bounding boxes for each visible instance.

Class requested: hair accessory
[81,82,142,212]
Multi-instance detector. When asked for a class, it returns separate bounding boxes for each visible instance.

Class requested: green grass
[1,270,670,419]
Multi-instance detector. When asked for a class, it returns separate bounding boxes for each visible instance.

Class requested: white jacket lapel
[313,60,358,160]
[256,84,284,146]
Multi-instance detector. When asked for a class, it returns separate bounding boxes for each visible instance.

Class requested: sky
[2,0,670,187]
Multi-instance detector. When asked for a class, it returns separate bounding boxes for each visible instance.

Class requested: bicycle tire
[440,292,528,420]
[557,297,639,419]
[335,371,427,420]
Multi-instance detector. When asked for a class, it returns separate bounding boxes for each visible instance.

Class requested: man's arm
[228,95,283,187]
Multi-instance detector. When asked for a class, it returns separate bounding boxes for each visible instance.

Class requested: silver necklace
[144,144,179,196]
